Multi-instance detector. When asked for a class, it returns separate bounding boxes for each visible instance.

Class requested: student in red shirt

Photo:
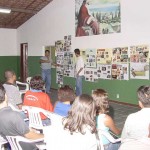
[23,75,53,125]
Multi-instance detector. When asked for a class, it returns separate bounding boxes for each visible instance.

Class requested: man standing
[40,50,52,94]
[74,48,84,96]
[0,84,44,150]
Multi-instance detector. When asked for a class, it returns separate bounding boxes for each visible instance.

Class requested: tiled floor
[109,102,140,130]
[50,89,140,130]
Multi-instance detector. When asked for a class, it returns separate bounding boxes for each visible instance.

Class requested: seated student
[0,84,44,150]
[119,85,150,150]
[44,94,98,150]
[92,89,121,150]
[23,75,53,125]
[3,70,23,110]
[54,85,75,116]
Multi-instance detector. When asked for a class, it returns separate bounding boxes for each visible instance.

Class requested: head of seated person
[30,75,44,92]
[54,85,75,116]
[58,85,75,104]
[4,70,16,84]
[63,94,96,134]
[137,85,150,108]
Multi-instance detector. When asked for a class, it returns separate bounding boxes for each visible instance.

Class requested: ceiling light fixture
[0,8,11,13]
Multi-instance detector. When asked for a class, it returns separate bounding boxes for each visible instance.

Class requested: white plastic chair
[8,103,22,112]
[16,81,29,97]
[6,136,45,150]
[0,135,8,150]
[26,77,32,85]
[22,106,51,130]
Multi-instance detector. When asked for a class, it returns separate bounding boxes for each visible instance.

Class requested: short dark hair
[58,85,75,102]
[30,76,44,90]
[74,48,80,55]
[137,85,150,107]
[4,70,15,81]
[0,84,6,104]
[45,50,50,53]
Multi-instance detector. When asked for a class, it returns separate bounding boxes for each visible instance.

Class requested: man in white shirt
[74,48,84,96]
[119,85,150,150]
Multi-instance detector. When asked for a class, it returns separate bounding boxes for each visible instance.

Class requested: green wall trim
[0,56,146,105]
[0,56,19,81]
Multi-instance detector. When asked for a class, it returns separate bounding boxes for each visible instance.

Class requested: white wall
[17,0,150,56]
[0,28,17,56]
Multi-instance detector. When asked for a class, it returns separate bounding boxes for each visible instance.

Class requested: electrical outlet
[117,94,119,98]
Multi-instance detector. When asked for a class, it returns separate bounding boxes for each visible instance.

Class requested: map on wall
[75,0,121,37]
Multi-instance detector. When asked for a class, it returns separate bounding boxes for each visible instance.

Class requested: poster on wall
[63,52,74,77]
[97,64,111,79]
[85,49,97,68]
[84,68,98,82]
[111,64,129,80]
[97,48,112,64]
[55,40,64,52]
[112,47,128,63]
[56,67,64,85]
[130,63,149,80]
[75,0,121,37]
[64,35,72,51]
[56,52,64,85]
[130,45,149,63]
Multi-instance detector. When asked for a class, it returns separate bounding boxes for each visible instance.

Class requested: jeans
[76,76,84,96]
[42,69,51,93]
[104,142,121,150]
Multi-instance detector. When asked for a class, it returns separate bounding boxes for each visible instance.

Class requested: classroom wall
[0,29,19,81]
[17,0,150,105]
[0,28,17,55]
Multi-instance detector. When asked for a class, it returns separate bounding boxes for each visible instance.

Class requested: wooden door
[20,43,28,82]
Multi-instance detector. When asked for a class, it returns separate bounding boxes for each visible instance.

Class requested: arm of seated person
[24,131,44,140]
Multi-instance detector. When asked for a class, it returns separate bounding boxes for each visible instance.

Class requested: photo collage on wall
[112,47,129,80]
[55,35,74,85]
[97,48,112,64]
[54,36,150,83]
[56,52,64,85]
[97,64,112,80]
[130,45,149,79]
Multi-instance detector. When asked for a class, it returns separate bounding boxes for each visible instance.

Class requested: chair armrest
[100,130,121,143]
[16,81,29,91]
[16,136,44,143]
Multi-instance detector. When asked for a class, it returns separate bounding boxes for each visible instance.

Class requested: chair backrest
[0,135,8,150]
[22,106,50,130]
[6,136,22,150]
[16,81,29,97]
[26,77,32,84]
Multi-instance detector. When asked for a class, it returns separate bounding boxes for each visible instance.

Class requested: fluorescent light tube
[0,8,11,13]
